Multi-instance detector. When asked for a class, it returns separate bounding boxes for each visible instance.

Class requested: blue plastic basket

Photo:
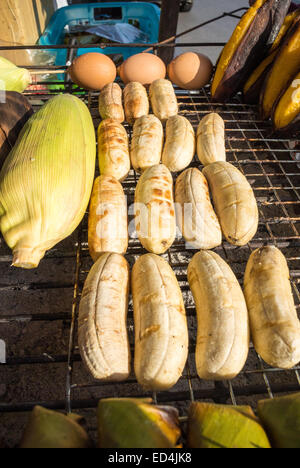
[39,2,160,66]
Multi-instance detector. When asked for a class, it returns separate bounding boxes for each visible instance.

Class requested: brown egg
[168,52,213,90]
[68,53,117,90]
[118,53,166,85]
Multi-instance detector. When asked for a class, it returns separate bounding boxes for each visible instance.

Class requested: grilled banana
[98,119,130,181]
[132,254,188,391]
[272,70,300,135]
[124,82,149,124]
[162,115,195,172]
[134,164,176,254]
[175,168,222,250]
[196,113,226,166]
[203,161,258,246]
[211,0,291,102]
[243,8,300,105]
[243,50,277,104]
[130,115,163,173]
[78,253,131,381]
[188,250,250,380]
[260,15,300,120]
[149,79,178,122]
[88,175,128,261]
[244,246,300,369]
[99,83,125,123]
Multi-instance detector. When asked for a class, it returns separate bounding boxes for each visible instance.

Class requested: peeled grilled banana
[78,253,131,381]
[98,119,130,182]
[88,175,128,261]
[134,164,176,254]
[188,250,250,380]
[132,254,189,391]
[99,83,125,123]
[203,161,258,246]
[130,114,163,173]
[197,113,226,166]
[244,246,300,369]
[162,115,195,172]
[124,82,149,124]
[175,168,222,250]
[149,79,178,122]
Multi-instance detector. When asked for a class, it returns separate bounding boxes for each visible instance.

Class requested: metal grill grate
[0,83,300,445]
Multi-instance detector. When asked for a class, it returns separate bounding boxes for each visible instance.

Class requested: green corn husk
[97,398,181,448]
[187,402,271,449]
[257,392,300,448]
[0,94,96,269]
[20,406,91,449]
[0,56,31,93]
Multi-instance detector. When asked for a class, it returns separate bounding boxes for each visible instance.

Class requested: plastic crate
[39,2,160,66]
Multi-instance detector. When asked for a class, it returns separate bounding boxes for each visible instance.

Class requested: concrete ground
[176,0,247,63]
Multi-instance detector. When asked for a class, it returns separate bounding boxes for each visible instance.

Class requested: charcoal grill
[0,11,300,447]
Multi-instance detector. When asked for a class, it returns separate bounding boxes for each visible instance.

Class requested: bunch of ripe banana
[211,0,300,136]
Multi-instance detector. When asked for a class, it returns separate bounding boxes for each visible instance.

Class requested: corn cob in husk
[187,402,271,448]
[97,398,181,448]
[0,56,31,93]
[0,94,96,269]
[20,406,91,449]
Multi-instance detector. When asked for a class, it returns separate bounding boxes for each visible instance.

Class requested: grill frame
[1,85,299,413]
[0,24,300,444]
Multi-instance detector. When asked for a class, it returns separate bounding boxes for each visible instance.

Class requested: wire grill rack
[0,81,300,445]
